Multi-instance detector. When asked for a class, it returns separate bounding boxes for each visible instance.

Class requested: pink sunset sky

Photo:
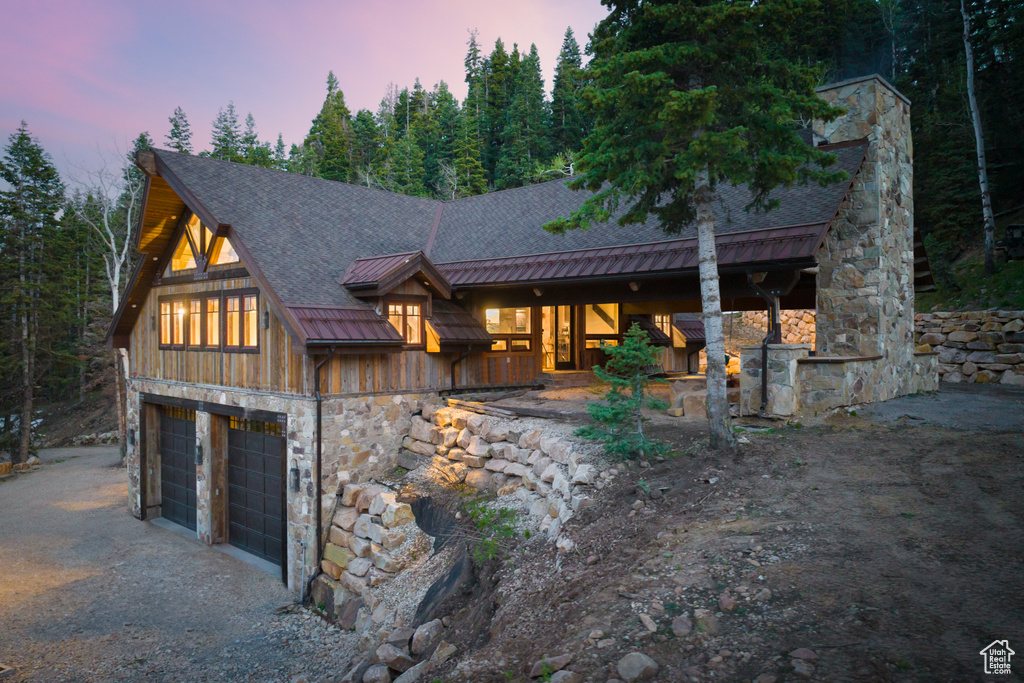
[0,0,609,178]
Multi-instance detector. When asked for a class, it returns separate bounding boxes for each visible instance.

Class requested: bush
[575,323,668,460]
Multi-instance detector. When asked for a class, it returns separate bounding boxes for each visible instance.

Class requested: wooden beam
[136,150,158,177]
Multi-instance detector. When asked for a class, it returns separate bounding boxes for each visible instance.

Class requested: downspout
[747,274,781,418]
[305,347,335,603]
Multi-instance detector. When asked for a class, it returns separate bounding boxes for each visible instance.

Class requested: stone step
[536,371,594,389]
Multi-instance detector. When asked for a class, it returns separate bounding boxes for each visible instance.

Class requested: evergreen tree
[482,38,512,181]
[241,113,273,167]
[349,109,381,184]
[450,88,487,197]
[551,27,589,155]
[306,71,352,182]
[0,122,66,462]
[209,102,243,162]
[272,134,288,170]
[495,44,551,189]
[547,0,845,448]
[166,106,193,153]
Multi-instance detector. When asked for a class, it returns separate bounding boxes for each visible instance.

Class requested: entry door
[159,407,197,531]
[227,418,285,566]
[555,305,575,370]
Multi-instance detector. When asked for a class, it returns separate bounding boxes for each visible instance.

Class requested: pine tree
[241,113,273,167]
[306,71,352,182]
[166,106,193,153]
[495,44,551,189]
[349,110,381,184]
[546,0,845,449]
[272,134,288,170]
[0,122,65,462]
[551,27,589,155]
[451,90,487,197]
[482,38,512,181]
[210,102,243,162]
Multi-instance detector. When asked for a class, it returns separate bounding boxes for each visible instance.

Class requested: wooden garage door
[227,417,285,566]
[159,406,197,531]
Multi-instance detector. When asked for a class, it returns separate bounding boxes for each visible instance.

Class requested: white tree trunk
[694,167,734,449]
[960,0,998,276]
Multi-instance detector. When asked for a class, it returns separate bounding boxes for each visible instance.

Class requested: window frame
[653,313,673,337]
[384,297,426,348]
[157,287,260,354]
[484,306,534,354]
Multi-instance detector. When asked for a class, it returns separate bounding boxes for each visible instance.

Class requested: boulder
[442,427,459,448]
[467,414,489,434]
[485,458,511,472]
[338,571,366,596]
[411,618,443,656]
[464,469,493,490]
[323,543,355,569]
[456,428,472,449]
[329,525,353,547]
[375,643,415,672]
[485,424,510,443]
[362,664,391,683]
[571,464,596,485]
[549,672,582,683]
[382,502,415,528]
[446,447,466,462]
[408,417,435,443]
[505,463,530,479]
[947,330,979,343]
[529,653,573,677]
[320,559,343,580]
[461,455,487,468]
[671,615,692,637]
[340,484,364,507]
[339,657,373,683]
[465,435,493,458]
[387,627,416,652]
[378,526,407,551]
[335,508,360,531]
[541,462,561,483]
[406,440,435,457]
[371,544,403,572]
[918,332,945,345]
[353,514,376,539]
[347,557,373,577]
[355,485,386,513]
[369,492,398,516]
[519,429,544,450]
[616,652,659,682]
[393,661,431,683]
[349,536,372,558]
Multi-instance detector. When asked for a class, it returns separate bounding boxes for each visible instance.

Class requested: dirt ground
[430,387,1024,682]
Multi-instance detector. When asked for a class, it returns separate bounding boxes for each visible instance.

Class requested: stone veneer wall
[915,311,1024,385]
[741,309,817,346]
[125,378,430,595]
[813,76,917,402]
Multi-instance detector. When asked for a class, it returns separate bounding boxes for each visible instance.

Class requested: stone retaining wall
[915,311,1024,385]
[741,309,816,346]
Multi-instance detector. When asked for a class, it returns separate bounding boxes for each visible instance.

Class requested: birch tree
[546,0,845,449]
[959,0,998,276]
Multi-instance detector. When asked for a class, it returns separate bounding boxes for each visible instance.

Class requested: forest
[1,0,1021,462]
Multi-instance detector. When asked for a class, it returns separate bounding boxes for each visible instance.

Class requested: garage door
[159,406,197,531]
[227,417,285,566]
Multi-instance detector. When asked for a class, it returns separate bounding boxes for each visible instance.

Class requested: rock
[336,508,360,531]
[337,597,363,629]
[465,435,493,457]
[570,464,596,485]
[918,332,945,345]
[753,588,772,601]
[441,427,459,448]
[693,608,720,634]
[376,643,415,672]
[1002,371,1024,385]
[464,469,492,489]
[519,429,543,450]
[639,614,657,632]
[382,502,415,528]
[467,414,489,434]
[328,523,352,547]
[485,424,510,442]
[616,652,659,682]
[341,484,364,507]
[504,462,530,479]
[353,514,376,539]
[529,653,573,677]
[671,615,693,637]
[339,657,373,683]
[755,675,778,683]
[430,640,457,664]
[683,392,707,418]
[406,440,435,456]
[456,428,472,449]
[355,485,386,513]
[396,451,420,470]
[371,544,403,572]
[555,535,575,552]
[718,592,738,612]
[350,535,373,558]
[1005,319,1024,333]
[540,462,561,483]
[378,526,407,551]
[551,472,571,498]
[323,543,355,569]
[791,659,815,679]
[549,672,583,683]
[320,559,343,580]
[789,648,818,661]
[369,492,397,516]
[410,618,443,656]
[339,571,366,595]
[485,458,511,472]
[393,661,430,683]
[347,558,373,577]
[362,664,391,683]
[948,330,978,343]
[408,417,434,443]
[387,626,416,652]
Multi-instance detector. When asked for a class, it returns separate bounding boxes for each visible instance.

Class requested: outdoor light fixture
[629,281,640,292]
[533,288,544,297]
[290,460,300,493]
[262,311,270,329]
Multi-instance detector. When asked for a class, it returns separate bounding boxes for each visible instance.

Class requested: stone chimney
[812,75,916,399]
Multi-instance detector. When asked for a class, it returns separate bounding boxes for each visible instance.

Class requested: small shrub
[463,501,520,563]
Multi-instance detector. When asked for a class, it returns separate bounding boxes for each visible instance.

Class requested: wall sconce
[262,311,270,329]
[289,460,301,492]
[533,288,544,297]
[629,281,640,292]
[195,442,204,466]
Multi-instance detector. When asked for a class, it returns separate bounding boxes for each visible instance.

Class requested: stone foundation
[741,309,816,346]
[915,311,1024,386]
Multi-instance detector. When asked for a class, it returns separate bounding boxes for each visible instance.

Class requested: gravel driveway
[0,446,357,682]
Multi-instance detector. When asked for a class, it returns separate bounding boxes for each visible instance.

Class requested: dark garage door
[160,406,197,531]
[228,417,285,566]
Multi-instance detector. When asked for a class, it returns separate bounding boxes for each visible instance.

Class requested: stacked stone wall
[741,309,816,346]
[915,311,1024,385]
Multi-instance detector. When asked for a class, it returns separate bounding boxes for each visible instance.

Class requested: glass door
[555,305,575,370]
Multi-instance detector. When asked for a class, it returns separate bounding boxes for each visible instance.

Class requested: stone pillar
[195,410,213,544]
[125,385,142,519]
[813,75,915,399]
[739,344,812,417]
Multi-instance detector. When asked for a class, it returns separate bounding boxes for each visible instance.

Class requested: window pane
[490,339,508,351]
[173,301,186,345]
[511,339,531,351]
[486,307,532,334]
[160,302,171,345]
[388,303,403,334]
[586,304,618,335]
[406,304,421,344]
[186,215,203,258]
[209,236,240,265]
[243,295,258,347]
[189,300,202,346]
[226,297,240,346]
[170,233,196,271]
[206,298,220,346]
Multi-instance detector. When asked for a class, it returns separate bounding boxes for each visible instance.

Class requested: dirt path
[0,446,356,682]
[433,390,1024,681]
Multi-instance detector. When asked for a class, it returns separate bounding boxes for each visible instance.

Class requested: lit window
[226,297,240,347]
[585,304,618,335]
[209,236,239,265]
[387,301,423,345]
[170,233,196,271]
[485,307,532,352]
[160,302,171,345]
[243,295,258,347]
[173,301,186,345]
[654,314,672,336]
[189,300,202,346]
[206,297,220,346]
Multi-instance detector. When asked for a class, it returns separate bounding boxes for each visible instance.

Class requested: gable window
[387,302,423,345]
[654,314,672,337]
[170,233,197,272]
[168,214,241,274]
[209,236,239,265]
[485,307,532,352]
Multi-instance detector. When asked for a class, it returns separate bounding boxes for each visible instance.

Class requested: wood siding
[130,277,308,394]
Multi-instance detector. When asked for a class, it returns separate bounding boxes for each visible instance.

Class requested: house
[980,640,1015,675]
[108,74,936,592]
